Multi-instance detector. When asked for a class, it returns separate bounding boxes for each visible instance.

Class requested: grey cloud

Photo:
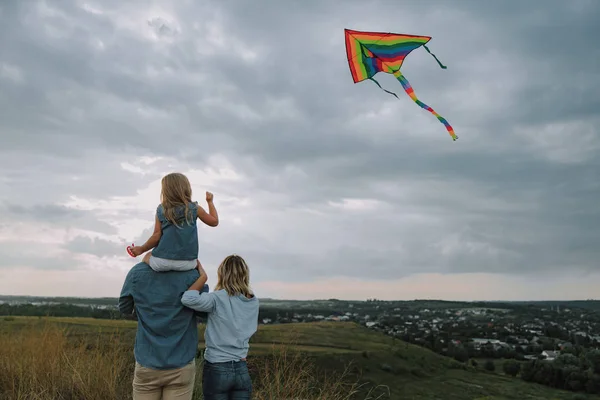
[148,17,179,38]
[63,236,123,257]
[0,151,156,217]
[0,242,74,270]
[0,0,599,286]
[2,203,117,235]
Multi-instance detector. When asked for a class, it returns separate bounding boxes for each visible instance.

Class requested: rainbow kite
[344,29,457,141]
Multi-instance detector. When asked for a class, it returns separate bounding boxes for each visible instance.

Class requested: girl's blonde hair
[160,172,194,227]
[214,255,253,298]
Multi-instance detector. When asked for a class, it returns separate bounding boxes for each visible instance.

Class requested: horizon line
[1,294,598,303]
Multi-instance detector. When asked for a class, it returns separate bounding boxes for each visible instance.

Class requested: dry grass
[247,342,388,400]
[0,322,131,399]
[0,322,386,400]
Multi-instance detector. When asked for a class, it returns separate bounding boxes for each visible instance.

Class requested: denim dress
[151,202,199,261]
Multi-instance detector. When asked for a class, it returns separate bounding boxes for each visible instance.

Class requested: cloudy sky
[0,0,598,301]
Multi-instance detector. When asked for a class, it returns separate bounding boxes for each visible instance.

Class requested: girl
[181,255,259,400]
[128,172,219,272]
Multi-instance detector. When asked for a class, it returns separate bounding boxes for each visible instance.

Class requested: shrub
[502,360,521,377]
[484,360,495,372]
[452,347,469,363]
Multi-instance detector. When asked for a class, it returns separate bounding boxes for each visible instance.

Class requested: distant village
[257,301,600,363]
[2,296,600,363]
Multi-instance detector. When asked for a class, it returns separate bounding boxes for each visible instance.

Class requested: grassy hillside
[1,316,598,399]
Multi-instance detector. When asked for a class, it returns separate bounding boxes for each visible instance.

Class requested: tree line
[518,351,600,394]
[0,303,330,324]
[470,348,600,395]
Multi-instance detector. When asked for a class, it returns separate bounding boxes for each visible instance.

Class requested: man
[119,261,208,400]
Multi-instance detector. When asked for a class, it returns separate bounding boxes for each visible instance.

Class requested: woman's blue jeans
[202,360,252,400]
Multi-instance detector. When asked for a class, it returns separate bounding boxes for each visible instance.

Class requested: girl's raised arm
[197,192,219,227]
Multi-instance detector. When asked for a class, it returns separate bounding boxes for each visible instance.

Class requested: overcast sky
[0,0,599,301]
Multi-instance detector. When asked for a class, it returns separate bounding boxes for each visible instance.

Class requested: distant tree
[502,360,521,377]
[554,353,580,369]
[496,346,514,359]
[563,365,587,392]
[520,361,536,382]
[532,362,555,387]
[584,349,600,374]
[585,372,600,394]
[484,360,495,372]
[433,338,444,353]
[541,339,555,351]
[465,342,477,358]
[452,347,469,363]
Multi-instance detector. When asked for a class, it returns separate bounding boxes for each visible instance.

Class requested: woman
[181,255,259,399]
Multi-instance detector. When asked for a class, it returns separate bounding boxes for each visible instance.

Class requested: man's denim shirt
[118,262,208,370]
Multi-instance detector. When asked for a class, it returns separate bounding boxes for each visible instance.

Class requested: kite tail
[423,45,447,69]
[368,77,399,99]
[393,70,457,141]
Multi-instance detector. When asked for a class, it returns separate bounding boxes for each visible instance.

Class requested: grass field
[1,316,599,400]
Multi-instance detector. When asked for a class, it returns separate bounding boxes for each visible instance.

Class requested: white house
[541,350,559,361]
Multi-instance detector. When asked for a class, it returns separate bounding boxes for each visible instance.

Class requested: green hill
[249,321,600,400]
[1,316,598,399]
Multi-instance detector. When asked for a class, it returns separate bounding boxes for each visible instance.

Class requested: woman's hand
[187,260,209,292]
[197,260,207,278]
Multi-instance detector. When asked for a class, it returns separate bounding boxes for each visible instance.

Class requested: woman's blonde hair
[160,172,194,227]
[214,255,253,298]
